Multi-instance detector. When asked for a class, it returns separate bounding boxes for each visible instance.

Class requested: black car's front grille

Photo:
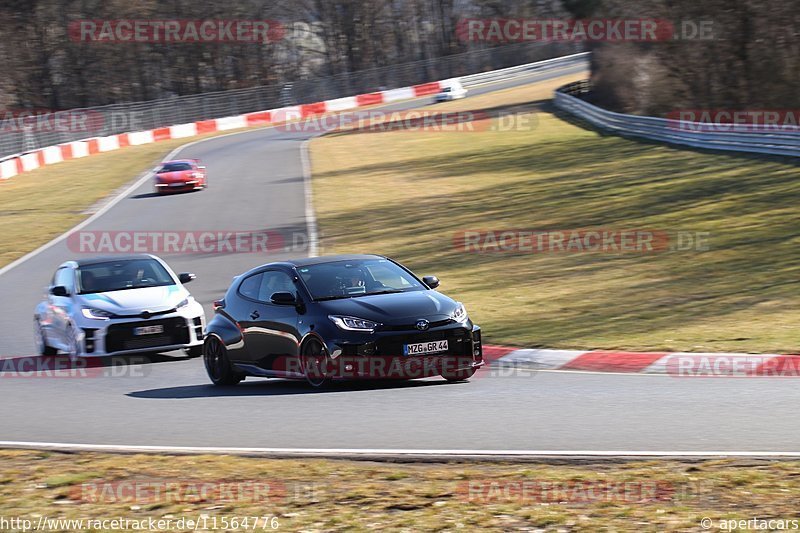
[379,319,455,332]
[105,317,190,353]
[374,327,473,358]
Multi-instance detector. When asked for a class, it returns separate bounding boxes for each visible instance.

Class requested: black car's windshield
[298,259,425,300]
[77,259,175,294]
[159,162,192,172]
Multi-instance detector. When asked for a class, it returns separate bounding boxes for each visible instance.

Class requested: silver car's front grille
[105,317,189,353]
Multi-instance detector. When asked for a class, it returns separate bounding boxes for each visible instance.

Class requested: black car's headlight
[452,303,468,322]
[81,307,114,320]
[329,315,380,332]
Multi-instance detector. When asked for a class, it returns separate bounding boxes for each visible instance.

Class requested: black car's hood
[317,290,458,325]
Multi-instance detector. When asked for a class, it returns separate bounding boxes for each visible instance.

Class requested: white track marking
[300,139,319,257]
[0,441,798,458]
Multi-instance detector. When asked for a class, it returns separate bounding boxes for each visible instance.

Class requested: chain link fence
[0,41,581,160]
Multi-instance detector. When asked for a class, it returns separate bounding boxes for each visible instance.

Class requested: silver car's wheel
[65,324,82,362]
[34,319,57,356]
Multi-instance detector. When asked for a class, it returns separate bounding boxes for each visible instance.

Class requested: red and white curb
[0,80,450,181]
[483,345,800,376]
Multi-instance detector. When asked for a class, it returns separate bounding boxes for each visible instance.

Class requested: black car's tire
[441,365,477,382]
[203,336,243,386]
[184,345,203,358]
[301,337,332,388]
[34,319,57,356]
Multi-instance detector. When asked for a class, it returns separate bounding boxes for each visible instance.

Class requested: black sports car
[203,254,484,387]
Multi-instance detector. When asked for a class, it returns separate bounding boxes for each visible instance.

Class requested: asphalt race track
[2,63,798,456]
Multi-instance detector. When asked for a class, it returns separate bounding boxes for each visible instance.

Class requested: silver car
[434,82,468,102]
[34,254,206,359]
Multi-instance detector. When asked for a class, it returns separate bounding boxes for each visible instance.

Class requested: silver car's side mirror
[50,285,69,297]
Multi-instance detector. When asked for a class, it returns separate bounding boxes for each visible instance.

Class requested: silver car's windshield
[77,259,175,294]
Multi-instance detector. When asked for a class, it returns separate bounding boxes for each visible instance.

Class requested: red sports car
[154,159,207,194]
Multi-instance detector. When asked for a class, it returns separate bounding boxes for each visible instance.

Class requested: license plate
[170,182,184,187]
[134,325,164,336]
[404,340,448,356]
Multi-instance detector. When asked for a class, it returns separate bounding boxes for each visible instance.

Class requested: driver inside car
[119,262,152,287]
[335,267,366,295]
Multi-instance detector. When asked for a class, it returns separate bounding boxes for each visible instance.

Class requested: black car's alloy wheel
[204,336,243,386]
[301,338,332,388]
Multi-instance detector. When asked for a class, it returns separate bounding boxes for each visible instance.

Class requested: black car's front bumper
[323,322,483,379]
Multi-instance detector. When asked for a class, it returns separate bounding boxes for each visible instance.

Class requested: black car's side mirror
[271,292,296,305]
[178,273,196,284]
[50,285,69,297]
[422,276,440,289]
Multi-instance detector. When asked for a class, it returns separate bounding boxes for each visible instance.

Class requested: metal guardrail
[0,41,581,161]
[554,81,800,158]
[459,52,589,88]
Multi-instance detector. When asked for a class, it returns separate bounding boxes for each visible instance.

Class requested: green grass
[311,73,800,353]
[2,450,800,531]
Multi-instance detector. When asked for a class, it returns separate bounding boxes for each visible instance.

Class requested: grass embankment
[1,451,799,531]
[310,73,800,353]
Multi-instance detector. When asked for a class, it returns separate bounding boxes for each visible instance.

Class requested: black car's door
[238,269,302,373]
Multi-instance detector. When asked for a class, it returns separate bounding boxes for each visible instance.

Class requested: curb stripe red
[560,351,668,373]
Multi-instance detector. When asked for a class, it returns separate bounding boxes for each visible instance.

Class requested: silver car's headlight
[81,307,114,320]
[176,297,191,309]
[329,315,380,332]
[452,303,468,322]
